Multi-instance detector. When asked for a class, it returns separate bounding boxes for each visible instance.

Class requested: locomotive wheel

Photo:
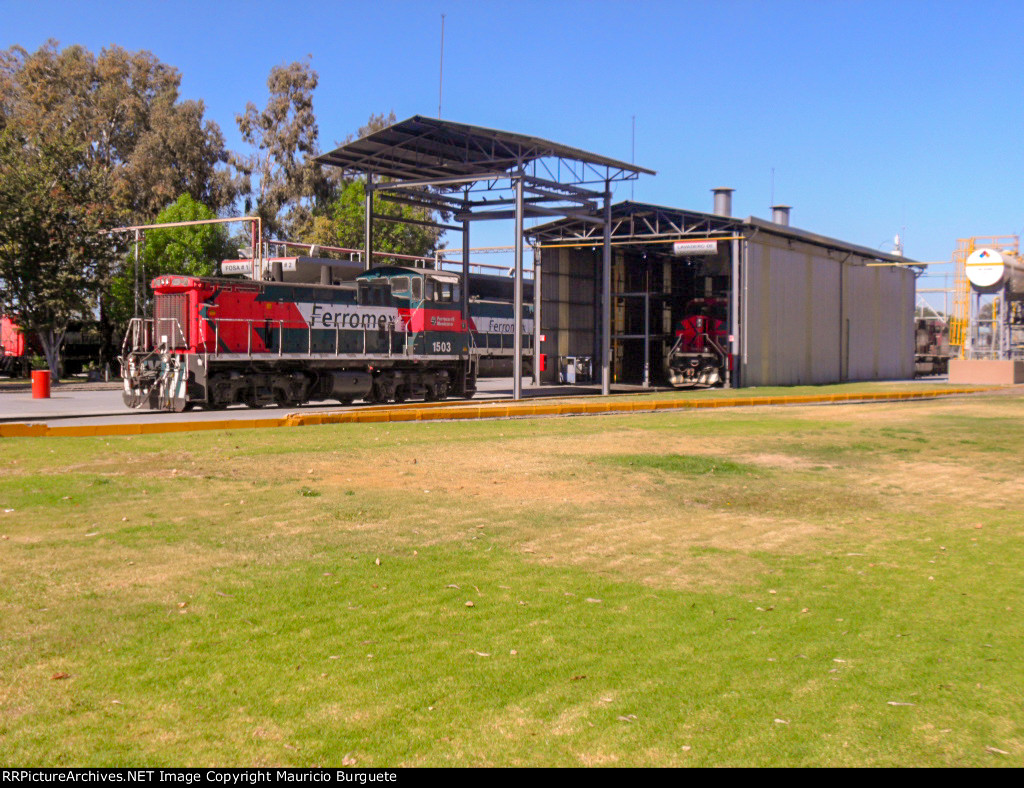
[369,381,392,404]
[393,385,409,404]
[425,381,448,402]
[337,398,354,406]
[122,390,142,409]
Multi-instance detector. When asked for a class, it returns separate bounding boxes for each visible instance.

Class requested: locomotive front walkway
[0,381,1001,438]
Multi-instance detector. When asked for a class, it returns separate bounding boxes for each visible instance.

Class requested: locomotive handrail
[122,317,154,355]
[124,316,189,354]
[197,316,413,358]
[191,314,537,360]
[698,332,728,363]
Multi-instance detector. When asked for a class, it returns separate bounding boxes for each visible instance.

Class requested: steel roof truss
[522,174,602,199]
[374,191,464,214]
[371,212,463,233]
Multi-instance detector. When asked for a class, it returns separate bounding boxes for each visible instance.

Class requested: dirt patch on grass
[266,422,895,589]
[734,452,826,470]
[857,458,1024,513]
[515,507,829,590]
[10,393,1024,599]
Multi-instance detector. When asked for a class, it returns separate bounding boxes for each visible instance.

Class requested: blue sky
[3,0,1023,285]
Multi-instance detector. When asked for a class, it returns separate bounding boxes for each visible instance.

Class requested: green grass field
[1,389,1022,766]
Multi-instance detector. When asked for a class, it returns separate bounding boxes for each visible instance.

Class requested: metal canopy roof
[529,200,917,264]
[528,201,743,243]
[316,115,654,185]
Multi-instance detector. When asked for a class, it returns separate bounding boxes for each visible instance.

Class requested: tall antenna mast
[438,13,446,119]
[631,115,636,201]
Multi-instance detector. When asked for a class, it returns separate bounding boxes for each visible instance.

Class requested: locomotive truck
[120,265,533,411]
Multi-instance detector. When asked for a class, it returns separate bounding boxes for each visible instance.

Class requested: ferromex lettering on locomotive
[119,265,534,411]
[471,315,535,335]
[298,303,401,331]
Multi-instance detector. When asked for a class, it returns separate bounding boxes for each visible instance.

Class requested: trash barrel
[31,369,51,399]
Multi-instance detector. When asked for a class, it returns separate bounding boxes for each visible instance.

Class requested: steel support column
[133,229,141,318]
[462,189,470,327]
[601,181,612,395]
[729,237,741,388]
[513,174,525,400]
[643,287,650,388]
[532,244,542,386]
[364,174,374,271]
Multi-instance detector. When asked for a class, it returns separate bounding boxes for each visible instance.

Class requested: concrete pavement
[0,378,636,427]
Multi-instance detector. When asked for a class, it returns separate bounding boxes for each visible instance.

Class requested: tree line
[0,41,440,379]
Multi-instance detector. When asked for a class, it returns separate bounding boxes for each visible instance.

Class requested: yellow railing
[949,238,971,354]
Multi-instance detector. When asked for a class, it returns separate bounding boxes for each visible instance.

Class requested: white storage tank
[965,247,1024,294]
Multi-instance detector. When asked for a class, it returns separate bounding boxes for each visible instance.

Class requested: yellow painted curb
[0,386,1001,439]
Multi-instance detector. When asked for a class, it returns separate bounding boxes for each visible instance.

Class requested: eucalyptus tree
[0,40,240,370]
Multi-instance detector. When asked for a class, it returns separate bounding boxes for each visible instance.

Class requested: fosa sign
[220,259,297,275]
[296,302,403,331]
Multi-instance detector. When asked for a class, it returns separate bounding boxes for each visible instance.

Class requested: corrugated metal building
[530,196,915,387]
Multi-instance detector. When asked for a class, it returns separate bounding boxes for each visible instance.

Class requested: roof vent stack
[771,205,791,226]
[712,187,734,217]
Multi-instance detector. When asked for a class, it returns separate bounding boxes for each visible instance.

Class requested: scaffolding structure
[950,235,1021,360]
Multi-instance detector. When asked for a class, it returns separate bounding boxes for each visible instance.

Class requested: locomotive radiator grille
[154,293,189,349]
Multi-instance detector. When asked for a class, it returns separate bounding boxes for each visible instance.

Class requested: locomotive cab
[357,278,393,307]
[424,273,460,306]
[357,267,467,356]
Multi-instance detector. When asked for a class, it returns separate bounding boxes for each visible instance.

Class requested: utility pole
[438,14,446,118]
[631,115,635,201]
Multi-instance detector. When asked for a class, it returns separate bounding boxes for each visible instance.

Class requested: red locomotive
[120,265,533,411]
[664,297,729,387]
